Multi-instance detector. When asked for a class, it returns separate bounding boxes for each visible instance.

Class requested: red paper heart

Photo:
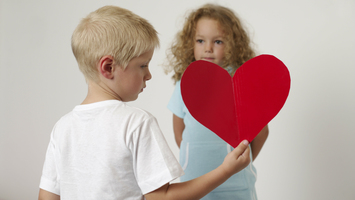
[181,54,290,147]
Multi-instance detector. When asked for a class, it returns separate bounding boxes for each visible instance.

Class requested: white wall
[1,0,354,199]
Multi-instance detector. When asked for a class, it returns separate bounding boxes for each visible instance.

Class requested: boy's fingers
[231,140,249,156]
[241,146,250,158]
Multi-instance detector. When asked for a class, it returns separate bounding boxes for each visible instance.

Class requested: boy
[38,5,250,200]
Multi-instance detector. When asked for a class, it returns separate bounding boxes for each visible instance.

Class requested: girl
[166,4,269,200]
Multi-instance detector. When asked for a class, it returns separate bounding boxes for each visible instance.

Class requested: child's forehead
[195,18,224,34]
[197,17,226,30]
[197,16,223,24]
[137,49,154,61]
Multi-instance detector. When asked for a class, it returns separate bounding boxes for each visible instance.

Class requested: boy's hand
[145,140,250,200]
[221,140,251,176]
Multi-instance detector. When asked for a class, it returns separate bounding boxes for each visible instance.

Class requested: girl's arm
[250,125,269,160]
[144,140,250,200]
[173,114,185,148]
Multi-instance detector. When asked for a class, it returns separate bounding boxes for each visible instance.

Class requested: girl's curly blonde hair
[165,4,256,84]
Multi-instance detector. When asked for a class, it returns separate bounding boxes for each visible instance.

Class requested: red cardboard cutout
[181,54,290,148]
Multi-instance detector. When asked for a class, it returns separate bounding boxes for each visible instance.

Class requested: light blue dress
[168,80,258,200]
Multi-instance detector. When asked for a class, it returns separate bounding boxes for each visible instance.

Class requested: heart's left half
[181,55,291,148]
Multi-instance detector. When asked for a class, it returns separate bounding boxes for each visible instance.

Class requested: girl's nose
[205,42,213,52]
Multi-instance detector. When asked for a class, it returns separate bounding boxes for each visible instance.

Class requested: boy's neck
[81,81,122,105]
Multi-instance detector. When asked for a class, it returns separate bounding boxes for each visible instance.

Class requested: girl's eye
[196,39,204,43]
[215,40,223,45]
[141,64,148,68]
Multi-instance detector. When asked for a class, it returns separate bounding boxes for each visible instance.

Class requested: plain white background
[1,0,354,199]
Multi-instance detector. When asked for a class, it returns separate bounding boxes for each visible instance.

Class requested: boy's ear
[98,55,115,79]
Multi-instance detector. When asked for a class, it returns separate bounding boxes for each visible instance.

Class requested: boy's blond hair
[72,5,159,82]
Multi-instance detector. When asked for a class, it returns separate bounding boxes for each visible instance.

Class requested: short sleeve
[130,116,184,195]
[39,127,60,195]
[167,81,185,118]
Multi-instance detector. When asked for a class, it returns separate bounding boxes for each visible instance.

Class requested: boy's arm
[251,125,269,160]
[38,189,60,200]
[172,114,185,148]
[144,140,250,200]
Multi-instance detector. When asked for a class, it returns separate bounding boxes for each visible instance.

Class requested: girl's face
[194,18,225,67]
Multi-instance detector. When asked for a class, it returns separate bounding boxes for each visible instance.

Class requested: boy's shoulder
[59,100,154,123]
[52,100,156,138]
[121,102,154,119]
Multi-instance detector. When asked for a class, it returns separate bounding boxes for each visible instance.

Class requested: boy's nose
[145,69,152,81]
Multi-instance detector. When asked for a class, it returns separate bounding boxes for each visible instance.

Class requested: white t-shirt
[39,100,183,200]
